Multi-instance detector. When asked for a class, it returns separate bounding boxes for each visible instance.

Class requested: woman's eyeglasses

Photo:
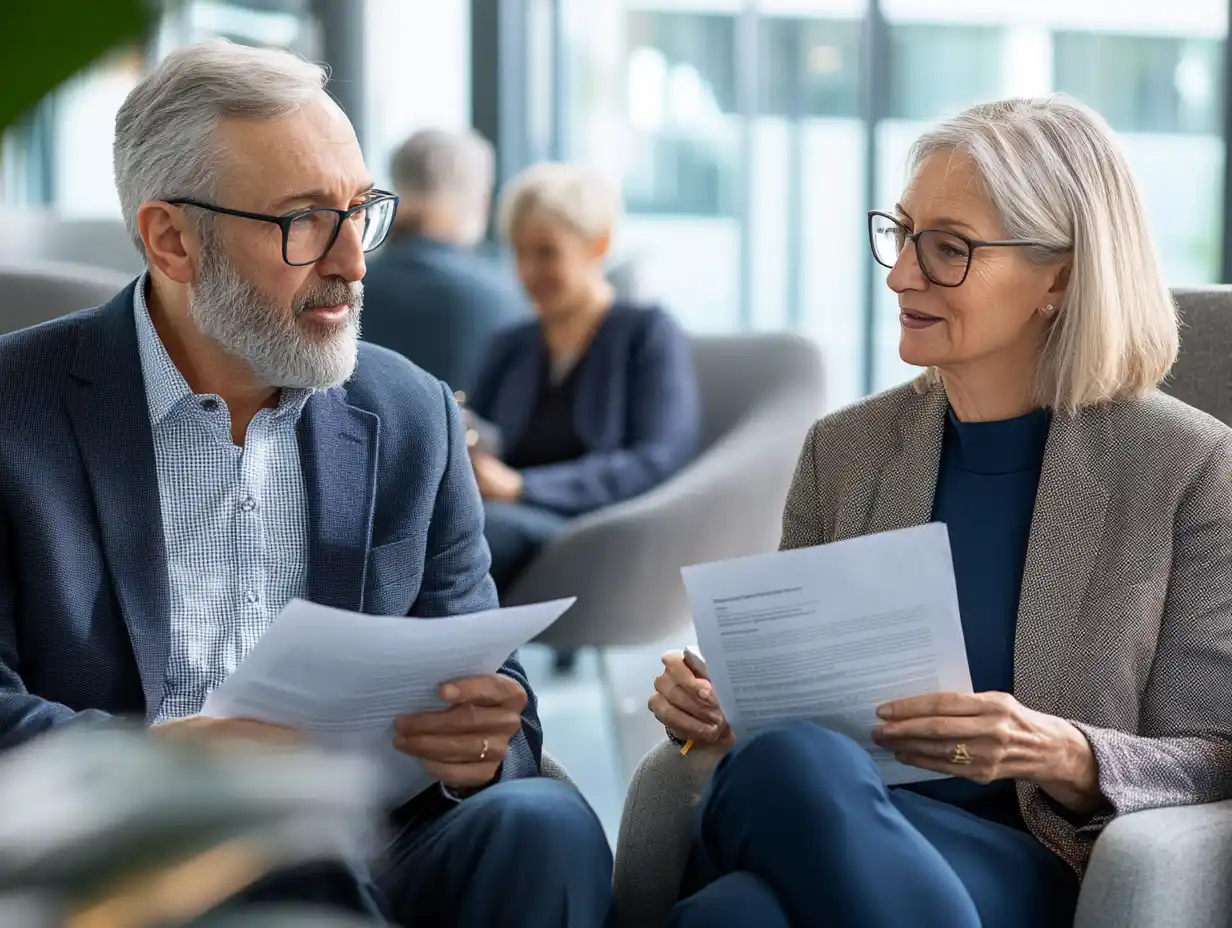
[868,210,1053,288]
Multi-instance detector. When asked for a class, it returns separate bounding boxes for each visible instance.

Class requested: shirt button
[244,590,260,604]
[201,398,218,412]
[239,495,258,513]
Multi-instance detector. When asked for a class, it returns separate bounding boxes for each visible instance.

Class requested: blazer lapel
[299,389,379,612]
[1013,407,1109,711]
[65,285,172,722]
[861,386,949,538]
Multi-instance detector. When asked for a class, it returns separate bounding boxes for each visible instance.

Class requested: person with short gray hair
[362,128,527,390]
[466,161,700,631]
[651,95,1232,927]
[0,39,612,926]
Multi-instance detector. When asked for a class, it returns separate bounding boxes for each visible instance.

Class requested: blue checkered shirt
[134,278,313,723]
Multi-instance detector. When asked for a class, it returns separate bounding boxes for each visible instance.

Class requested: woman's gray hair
[497,162,621,242]
[113,39,328,253]
[908,95,1178,413]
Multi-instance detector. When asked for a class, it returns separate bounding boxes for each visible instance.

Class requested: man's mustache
[294,280,363,316]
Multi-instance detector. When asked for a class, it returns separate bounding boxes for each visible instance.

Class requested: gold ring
[951,742,973,765]
[479,736,490,762]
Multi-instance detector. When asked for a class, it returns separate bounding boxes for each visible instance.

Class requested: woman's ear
[1047,258,1072,302]
[590,229,612,262]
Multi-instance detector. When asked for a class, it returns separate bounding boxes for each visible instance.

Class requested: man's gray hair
[113,39,328,253]
[388,129,494,223]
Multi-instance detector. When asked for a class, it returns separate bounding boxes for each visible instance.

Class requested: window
[624,12,740,216]
[759,18,862,118]
[1054,33,1223,135]
[887,24,1006,120]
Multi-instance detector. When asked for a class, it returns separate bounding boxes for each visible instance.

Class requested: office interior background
[4,0,1231,839]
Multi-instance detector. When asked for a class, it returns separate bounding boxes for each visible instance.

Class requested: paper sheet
[682,523,971,785]
[202,597,575,799]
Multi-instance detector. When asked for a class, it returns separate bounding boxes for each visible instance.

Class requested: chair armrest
[1075,800,1232,928]
[612,741,724,928]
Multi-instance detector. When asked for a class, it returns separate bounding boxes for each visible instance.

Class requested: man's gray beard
[188,246,363,390]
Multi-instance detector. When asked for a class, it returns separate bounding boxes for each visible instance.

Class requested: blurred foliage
[0,0,155,132]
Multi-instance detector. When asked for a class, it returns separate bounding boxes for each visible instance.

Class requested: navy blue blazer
[468,302,701,517]
[361,235,529,391]
[0,282,542,784]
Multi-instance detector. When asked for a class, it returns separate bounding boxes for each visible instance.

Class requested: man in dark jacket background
[362,128,528,391]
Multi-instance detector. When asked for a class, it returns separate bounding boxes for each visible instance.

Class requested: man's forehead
[214,101,370,208]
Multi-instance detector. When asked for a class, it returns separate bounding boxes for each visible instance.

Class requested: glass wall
[558,0,1229,407]
[0,0,473,220]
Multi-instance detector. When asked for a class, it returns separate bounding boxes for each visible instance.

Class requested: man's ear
[138,202,198,284]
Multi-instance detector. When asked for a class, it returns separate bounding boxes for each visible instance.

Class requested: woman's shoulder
[804,382,929,458]
[1103,390,1232,474]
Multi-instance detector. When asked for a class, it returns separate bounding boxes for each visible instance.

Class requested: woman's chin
[898,330,947,369]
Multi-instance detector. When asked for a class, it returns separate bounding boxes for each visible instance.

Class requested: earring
[1042,303,1056,316]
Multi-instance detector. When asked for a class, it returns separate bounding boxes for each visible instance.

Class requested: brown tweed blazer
[780,381,1232,874]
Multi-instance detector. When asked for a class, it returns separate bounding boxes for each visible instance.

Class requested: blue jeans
[232,778,613,926]
[671,721,1079,928]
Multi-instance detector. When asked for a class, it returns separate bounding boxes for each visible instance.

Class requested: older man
[0,40,611,926]
[362,128,527,391]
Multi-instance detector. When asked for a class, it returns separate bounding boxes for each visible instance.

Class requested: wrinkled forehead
[899,150,1003,236]
[212,94,372,213]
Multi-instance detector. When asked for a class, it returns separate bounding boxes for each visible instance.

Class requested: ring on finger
[479,736,490,762]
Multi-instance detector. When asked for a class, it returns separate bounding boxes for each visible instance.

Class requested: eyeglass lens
[870,214,971,286]
[285,197,397,264]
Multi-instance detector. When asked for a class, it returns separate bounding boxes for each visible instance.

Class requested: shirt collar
[133,273,315,426]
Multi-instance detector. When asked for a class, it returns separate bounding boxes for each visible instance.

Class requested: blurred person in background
[465,163,701,623]
[361,128,528,392]
[648,96,1232,927]
[0,40,611,927]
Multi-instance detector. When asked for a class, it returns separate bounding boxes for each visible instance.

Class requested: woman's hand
[648,651,735,750]
[471,451,523,502]
[872,691,1105,814]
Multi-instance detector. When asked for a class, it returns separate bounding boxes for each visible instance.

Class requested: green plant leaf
[0,0,155,132]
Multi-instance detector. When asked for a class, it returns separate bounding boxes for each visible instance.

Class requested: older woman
[467,163,701,604]
[648,96,1232,928]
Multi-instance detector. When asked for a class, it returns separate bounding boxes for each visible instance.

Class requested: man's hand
[871,691,1104,814]
[151,716,305,747]
[394,674,527,789]
[470,452,523,502]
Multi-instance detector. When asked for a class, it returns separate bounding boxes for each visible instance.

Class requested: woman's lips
[900,309,942,330]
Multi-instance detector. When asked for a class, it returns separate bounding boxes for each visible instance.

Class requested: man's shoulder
[370,240,523,306]
[346,342,451,420]
[0,307,103,416]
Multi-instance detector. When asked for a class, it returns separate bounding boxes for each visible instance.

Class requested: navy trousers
[670,721,1079,928]
[233,778,613,926]
[482,501,568,598]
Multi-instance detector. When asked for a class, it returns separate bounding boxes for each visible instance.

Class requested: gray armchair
[0,208,144,277]
[0,261,132,335]
[612,287,1232,928]
[506,332,825,651]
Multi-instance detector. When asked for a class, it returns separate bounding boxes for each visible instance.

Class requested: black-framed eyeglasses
[868,210,1054,287]
[168,190,400,266]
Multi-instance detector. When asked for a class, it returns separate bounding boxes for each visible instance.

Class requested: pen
[680,646,708,756]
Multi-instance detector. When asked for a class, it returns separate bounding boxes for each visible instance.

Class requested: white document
[202,597,575,799]
[681,523,971,785]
